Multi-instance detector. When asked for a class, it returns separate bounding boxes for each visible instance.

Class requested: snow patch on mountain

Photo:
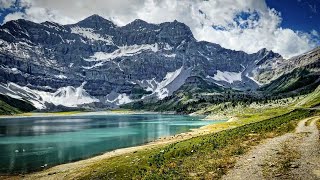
[155,67,183,99]
[163,43,174,50]
[0,66,24,75]
[42,22,67,32]
[207,70,242,84]
[141,67,192,100]
[0,41,31,59]
[54,74,67,79]
[0,82,98,109]
[0,82,45,109]
[163,54,176,58]
[245,72,263,86]
[66,39,76,44]
[82,62,104,69]
[138,79,158,92]
[71,26,113,44]
[34,82,98,107]
[105,91,132,105]
[85,44,159,62]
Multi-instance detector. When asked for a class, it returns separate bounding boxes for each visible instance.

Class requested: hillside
[2,15,319,111]
[296,85,320,108]
[0,94,35,115]
[0,15,319,119]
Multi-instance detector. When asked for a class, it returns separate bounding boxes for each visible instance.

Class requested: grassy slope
[194,97,299,124]
[194,84,320,124]
[259,68,320,94]
[74,109,317,180]
[66,85,320,179]
[295,85,320,108]
[0,94,36,115]
[0,99,21,115]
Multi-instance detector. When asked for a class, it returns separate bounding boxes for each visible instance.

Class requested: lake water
[0,113,225,174]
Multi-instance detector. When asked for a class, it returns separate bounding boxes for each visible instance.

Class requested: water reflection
[0,114,224,173]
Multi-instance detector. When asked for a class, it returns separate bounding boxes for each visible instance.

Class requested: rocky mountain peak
[2,14,313,110]
[75,14,116,29]
[257,48,281,58]
[255,48,282,66]
[122,19,159,32]
[129,19,150,27]
[156,20,195,46]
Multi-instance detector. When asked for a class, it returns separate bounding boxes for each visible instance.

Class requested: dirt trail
[222,116,320,180]
[290,116,320,179]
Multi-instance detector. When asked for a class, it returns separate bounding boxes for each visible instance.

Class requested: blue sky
[266,0,320,33]
[0,0,319,58]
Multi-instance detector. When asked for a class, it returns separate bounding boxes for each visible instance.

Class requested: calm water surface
[0,113,225,173]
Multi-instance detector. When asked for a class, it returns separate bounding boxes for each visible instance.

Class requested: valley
[0,14,320,180]
[1,15,319,113]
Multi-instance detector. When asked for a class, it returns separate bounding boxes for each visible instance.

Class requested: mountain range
[0,14,319,111]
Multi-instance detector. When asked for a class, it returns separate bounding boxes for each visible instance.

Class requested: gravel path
[222,116,320,180]
[290,117,320,179]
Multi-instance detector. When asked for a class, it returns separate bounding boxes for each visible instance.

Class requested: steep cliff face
[1,14,316,109]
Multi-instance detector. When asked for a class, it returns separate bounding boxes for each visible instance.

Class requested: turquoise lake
[0,113,225,173]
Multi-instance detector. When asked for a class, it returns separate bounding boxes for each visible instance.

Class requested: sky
[0,0,319,59]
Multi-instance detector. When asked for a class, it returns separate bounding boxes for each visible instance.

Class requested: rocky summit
[0,14,319,110]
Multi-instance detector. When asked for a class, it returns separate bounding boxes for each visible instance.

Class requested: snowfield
[71,26,113,44]
[34,82,99,108]
[85,44,159,62]
[140,66,192,100]
[0,82,99,109]
[105,91,132,105]
[207,70,242,84]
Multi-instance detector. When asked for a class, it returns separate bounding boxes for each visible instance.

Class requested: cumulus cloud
[2,0,319,58]
[0,0,16,9]
[311,29,319,37]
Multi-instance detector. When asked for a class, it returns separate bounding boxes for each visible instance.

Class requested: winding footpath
[222,116,320,180]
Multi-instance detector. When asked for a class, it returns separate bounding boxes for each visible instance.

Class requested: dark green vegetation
[130,86,152,99]
[297,85,320,108]
[77,109,318,179]
[0,94,35,115]
[122,76,226,113]
[122,80,273,114]
[259,67,320,95]
[122,71,320,114]
[122,51,320,114]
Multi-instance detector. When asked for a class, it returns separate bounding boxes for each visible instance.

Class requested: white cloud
[0,0,15,9]
[2,0,319,59]
[311,29,319,37]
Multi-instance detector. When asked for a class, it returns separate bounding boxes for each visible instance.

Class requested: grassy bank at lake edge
[54,109,318,179]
